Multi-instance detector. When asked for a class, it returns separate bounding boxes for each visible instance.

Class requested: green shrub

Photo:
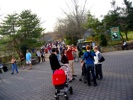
[99,34,108,47]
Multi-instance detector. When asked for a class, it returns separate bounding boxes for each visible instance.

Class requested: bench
[122,41,133,50]
[31,57,39,65]
[127,42,133,49]
[114,41,133,50]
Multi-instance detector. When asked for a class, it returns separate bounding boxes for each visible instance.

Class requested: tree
[121,0,133,40]
[0,13,20,54]
[55,0,88,44]
[84,12,103,34]
[18,10,44,49]
[102,0,124,42]
[99,34,108,47]
[0,10,44,56]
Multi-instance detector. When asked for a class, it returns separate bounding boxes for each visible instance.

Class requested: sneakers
[11,73,14,75]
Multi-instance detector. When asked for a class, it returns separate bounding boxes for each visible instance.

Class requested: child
[11,56,19,75]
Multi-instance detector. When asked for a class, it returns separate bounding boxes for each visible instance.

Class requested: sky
[0,0,127,32]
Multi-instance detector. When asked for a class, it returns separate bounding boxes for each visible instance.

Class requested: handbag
[99,55,105,62]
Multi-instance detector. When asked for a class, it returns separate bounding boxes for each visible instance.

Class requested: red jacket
[66,49,74,60]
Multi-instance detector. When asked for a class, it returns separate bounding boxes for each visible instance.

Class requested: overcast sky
[0,0,127,32]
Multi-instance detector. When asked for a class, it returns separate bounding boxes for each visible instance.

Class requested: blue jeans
[12,63,18,73]
[85,64,97,85]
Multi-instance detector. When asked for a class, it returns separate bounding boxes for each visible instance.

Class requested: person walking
[93,46,103,80]
[11,56,19,75]
[66,45,77,77]
[49,48,61,73]
[26,50,32,70]
[81,45,97,86]
[19,52,25,69]
[36,49,41,63]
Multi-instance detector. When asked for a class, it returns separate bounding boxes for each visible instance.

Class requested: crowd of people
[48,42,104,87]
[0,41,104,87]
[49,42,77,82]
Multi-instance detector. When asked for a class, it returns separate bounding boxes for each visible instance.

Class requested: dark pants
[95,64,103,79]
[38,57,41,62]
[85,64,97,85]
[122,45,127,50]
[41,55,45,61]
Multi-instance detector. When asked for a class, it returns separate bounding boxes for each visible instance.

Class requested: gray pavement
[0,50,133,100]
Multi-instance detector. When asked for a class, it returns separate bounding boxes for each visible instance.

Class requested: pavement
[0,50,133,100]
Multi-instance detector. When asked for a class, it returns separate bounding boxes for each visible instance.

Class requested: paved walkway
[0,50,133,100]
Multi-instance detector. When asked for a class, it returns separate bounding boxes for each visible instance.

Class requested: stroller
[52,65,73,100]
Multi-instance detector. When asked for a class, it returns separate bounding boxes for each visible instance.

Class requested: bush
[99,34,108,47]
[0,55,12,63]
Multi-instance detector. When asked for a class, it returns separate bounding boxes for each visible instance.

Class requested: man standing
[66,45,76,77]
[93,46,103,80]
[49,48,61,73]
[26,50,32,70]
[81,45,97,86]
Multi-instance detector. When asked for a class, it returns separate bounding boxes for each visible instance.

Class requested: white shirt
[94,51,101,64]
[36,51,41,57]
[123,42,126,46]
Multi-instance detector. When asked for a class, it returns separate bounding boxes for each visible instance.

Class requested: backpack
[3,65,8,72]
[86,52,94,61]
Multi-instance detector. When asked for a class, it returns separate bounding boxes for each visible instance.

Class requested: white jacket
[94,51,101,64]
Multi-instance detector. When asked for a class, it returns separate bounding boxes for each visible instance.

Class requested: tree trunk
[120,32,124,42]
[125,31,128,41]
[13,39,20,56]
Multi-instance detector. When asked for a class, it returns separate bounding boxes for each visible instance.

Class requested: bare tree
[54,0,88,44]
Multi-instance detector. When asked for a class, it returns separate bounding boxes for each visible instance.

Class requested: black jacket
[61,55,69,64]
[49,53,61,70]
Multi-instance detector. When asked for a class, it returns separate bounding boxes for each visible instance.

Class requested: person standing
[49,48,61,73]
[11,56,19,75]
[36,49,41,63]
[61,49,73,82]
[93,46,103,80]
[40,49,45,62]
[19,52,25,69]
[81,45,97,86]
[26,50,32,70]
[66,45,76,77]
[56,49,61,62]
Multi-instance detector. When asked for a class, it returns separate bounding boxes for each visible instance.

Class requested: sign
[110,27,120,40]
